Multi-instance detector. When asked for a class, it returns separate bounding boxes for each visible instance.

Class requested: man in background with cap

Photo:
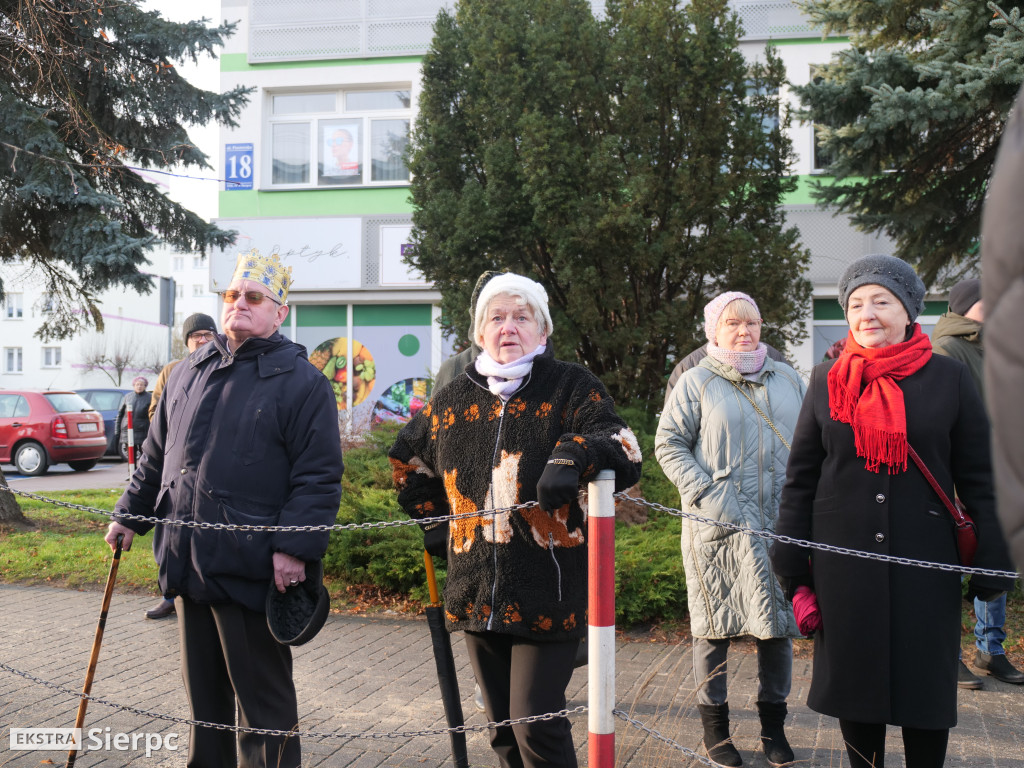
[141,312,220,621]
[932,278,1024,688]
[105,250,344,768]
[146,312,219,422]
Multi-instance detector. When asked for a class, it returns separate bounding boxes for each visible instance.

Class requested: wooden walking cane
[66,533,124,768]
[423,551,469,768]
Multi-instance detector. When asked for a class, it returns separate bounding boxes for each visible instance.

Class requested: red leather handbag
[908,445,978,567]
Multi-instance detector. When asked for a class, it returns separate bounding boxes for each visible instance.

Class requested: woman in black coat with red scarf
[771,255,1014,768]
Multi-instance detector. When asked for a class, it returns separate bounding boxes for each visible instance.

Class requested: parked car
[75,388,130,458]
[0,390,107,476]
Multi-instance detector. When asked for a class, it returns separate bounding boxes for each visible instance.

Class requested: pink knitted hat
[704,291,760,343]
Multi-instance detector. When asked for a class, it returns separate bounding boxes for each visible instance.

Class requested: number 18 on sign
[225,143,254,191]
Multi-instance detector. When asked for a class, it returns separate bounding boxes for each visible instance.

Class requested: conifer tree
[797,1,1024,283]
[408,0,810,409]
[0,0,250,339]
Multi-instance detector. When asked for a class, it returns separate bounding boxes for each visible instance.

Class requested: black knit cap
[837,254,926,322]
[181,313,217,343]
[948,278,981,316]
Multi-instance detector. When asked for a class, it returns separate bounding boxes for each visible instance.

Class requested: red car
[0,390,107,476]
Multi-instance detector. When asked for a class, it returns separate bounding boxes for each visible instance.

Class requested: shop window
[267,87,412,188]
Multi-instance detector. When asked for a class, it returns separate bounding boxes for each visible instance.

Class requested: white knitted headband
[473,273,554,345]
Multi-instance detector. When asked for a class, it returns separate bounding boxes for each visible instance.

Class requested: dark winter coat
[114,332,344,612]
[771,355,1013,729]
[931,313,984,399]
[390,356,643,641]
[115,390,152,449]
[982,82,1024,572]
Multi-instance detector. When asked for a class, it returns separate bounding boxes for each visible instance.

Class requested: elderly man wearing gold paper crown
[105,249,344,768]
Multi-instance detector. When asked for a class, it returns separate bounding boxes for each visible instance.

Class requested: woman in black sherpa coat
[771,255,1014,768]
[390,273,642,768]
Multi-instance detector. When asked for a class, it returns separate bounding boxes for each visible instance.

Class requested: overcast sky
[143,0,223,221]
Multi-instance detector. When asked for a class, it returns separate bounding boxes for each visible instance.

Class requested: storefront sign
[210,217,362,291]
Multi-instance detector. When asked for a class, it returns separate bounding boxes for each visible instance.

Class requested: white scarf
[474,345,547,400]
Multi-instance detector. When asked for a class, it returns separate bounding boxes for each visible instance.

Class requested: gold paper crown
[231,248,293,303]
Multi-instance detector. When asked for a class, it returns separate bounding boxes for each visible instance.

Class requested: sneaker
[145,599,176,620]
[957,660,983,690]
[974,652,1024,684]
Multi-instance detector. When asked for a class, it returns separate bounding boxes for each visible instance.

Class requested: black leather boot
[697,703,742,767]
[757,701,795,767]
[975,652,1024,684]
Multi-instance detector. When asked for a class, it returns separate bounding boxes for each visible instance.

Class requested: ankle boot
[697,703,742,767]
[757,701,795,767]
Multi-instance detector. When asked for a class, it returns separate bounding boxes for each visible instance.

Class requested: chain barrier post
[125,409,134,481]
[588,469,616,768]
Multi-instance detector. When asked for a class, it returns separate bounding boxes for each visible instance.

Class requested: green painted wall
[295,304,431,327]
[766,36,849,46]
[221,53,423,72]
[218,187,413,218]
[814,298,948,320]
[355,304,431,326]
[296,306,347,327]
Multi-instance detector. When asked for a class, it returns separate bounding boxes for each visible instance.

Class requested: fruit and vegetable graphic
[309,337,376,409]
[372,378,429,425]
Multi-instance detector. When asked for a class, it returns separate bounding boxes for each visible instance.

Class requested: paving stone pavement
[0,584,1020,767]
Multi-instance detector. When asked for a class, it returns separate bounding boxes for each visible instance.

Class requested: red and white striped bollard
[588,469,616,768]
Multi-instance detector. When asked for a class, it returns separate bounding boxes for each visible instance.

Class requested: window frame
[41,346,62,369]
[264,85,413,191]
[4,347,23,374]
[3,293,24,319]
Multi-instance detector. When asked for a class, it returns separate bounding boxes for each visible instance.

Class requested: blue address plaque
[224,143,254,191]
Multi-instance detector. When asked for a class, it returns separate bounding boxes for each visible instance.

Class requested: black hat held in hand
[266,560,330,646]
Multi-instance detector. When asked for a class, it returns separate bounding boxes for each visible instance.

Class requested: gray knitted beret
[837,254,926,322]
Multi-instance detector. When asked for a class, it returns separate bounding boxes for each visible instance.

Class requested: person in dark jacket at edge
[142,311,220,621]
[932,278,1024,688]
[982,83,1024,576]
[114,376,152,462]
[105,250,344,768]
[391,273,642,768]
[770,255,1014,768]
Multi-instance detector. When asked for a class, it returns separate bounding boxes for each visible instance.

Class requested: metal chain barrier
[2,482,1016,578]
[612,709,715,766]
[0,482,517,533]
[0,479,1018,753]
[615,492,1021,580]
[0,662,585,740]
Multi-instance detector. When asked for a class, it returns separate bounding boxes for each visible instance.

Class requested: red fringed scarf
[827,325,932,473]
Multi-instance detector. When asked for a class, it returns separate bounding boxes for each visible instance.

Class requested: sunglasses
[220,290,282,306]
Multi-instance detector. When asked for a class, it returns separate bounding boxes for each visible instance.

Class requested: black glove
[421,520,449,559]
[536,457,582,512]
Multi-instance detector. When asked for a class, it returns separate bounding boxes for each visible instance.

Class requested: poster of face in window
[319,121,362,184]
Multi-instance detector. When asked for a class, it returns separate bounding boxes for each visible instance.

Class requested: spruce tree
[0,0,250,339]
[408,0,810,409]
[797,1,1024,283]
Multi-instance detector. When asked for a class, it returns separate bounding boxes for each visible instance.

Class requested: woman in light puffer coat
[656,291,805,768]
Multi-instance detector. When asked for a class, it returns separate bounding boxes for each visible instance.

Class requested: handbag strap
[906,445,970,526]
[729,380,790,451]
